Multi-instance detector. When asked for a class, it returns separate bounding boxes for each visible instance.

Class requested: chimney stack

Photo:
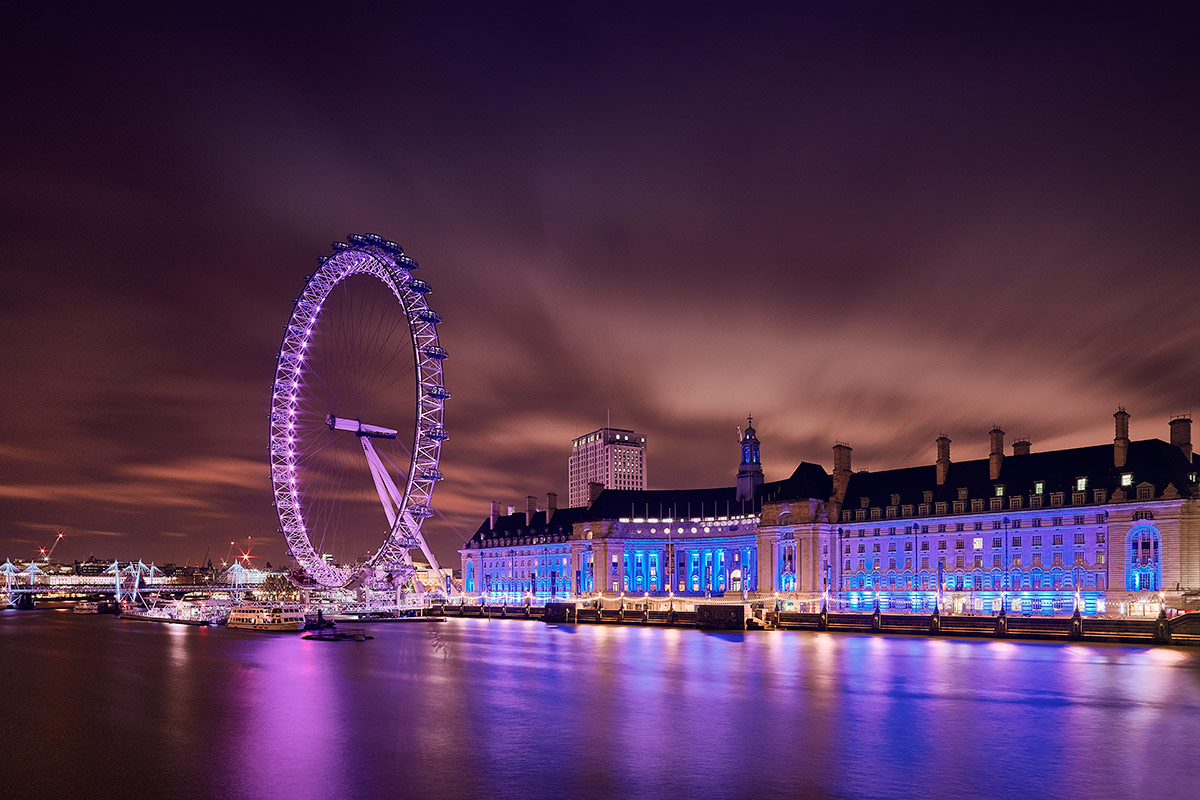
[935,434,951,486]
[1170,415,1192,462]
[507,505,515,516]
[525,495,537,523]
[832,442,853,501]
[588,481,605,505]
[489,501,500,530]
[1114,407,1130,468]
[546,492,558,517]
[989,426,1004,481]
[1012,438,1031,456]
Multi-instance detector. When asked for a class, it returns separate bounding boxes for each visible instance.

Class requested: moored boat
[226,603,306,631]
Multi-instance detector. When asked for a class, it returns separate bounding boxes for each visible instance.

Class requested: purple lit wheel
[268,234,448,589]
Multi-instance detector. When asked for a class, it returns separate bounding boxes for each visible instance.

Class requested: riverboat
[73,600,117,614]
[226,603,306,631]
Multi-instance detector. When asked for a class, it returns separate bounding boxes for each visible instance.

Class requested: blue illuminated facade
[462,410,1200,615]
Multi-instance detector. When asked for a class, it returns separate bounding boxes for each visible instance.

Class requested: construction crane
[38,532,64,562]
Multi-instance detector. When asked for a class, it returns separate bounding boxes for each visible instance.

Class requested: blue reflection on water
[3,611,1199,800]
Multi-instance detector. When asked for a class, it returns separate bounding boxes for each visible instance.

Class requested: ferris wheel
[269,234,448,590]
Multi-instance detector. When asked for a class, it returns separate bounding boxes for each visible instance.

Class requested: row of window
[848,551,1105,572]
[847,531,1104,555]
[845,485,1154,522]
[848,515,1105,538]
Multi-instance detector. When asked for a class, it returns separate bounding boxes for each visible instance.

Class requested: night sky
[4,3,1199,569]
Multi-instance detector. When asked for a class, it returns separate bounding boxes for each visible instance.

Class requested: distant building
[462,410,1200,616]
[568,426,647,507]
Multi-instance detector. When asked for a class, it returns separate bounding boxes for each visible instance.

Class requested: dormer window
[995,485,1005,497]
[957,487,968,500]
[1076,477,1088,492]
[923,490,933,504]
[1121,473,1132,487]
[891,493,901,506]
[1034,481,1044,495]
[860,496,870,509]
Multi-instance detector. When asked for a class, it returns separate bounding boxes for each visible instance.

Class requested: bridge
[2,559,265,608]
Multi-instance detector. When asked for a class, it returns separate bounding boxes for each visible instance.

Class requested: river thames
[3,609,1198,799]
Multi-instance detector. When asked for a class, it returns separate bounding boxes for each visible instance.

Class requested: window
[990,498,1003,511]
[955,556,964,569]
[1074,515,1085,525]
[1121,473,1132,487]
[921,541,929,551]
[891,493,901,506]
[923,490,934,504]
[1012,519,1022,529]
[995,485,1005,497]
[1034,481,1044,495]
[993,521,1002,530]
[902,504,914,517]
[955,522,964,532]
[971,499,984,512]
[1032,535,1042,546]
[1030,496,1043,509]
[1012,537,1021,547]
[1053,534,1063,546]
[938,523,947,532]
[1137,486,1153,500]
[1009,497,1023,510]
[1074,533,1085,544]
[1072,491,1086,505]
[1051,492,1064,507]
[991,537,1002,548]
[935,502,947,515]
[1052,516,1063,527]
[1094,489,1107,504]
[957,487,969,500]
[1096,532,1106,544]
[953,501,965,513]
[1032,518,1041,528]
[955,540,965,550]
[1095,513,1105,524]
[938,540,947,550]
[856,544,865,553]
[870,507,881,520]
[1076,477,1088,492]
[973,522,983,531]
[872,543,880,552]
[919,503,930,515]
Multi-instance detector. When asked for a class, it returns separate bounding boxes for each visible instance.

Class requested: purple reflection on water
[4,611,1199,799]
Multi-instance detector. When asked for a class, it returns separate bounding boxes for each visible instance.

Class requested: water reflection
[3,612,1199,800]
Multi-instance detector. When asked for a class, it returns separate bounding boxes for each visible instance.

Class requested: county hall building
[460,410,1200,616]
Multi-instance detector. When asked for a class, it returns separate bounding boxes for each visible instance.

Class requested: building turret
[936,434,951,485]
[1114,407,1130,468]
[736,415,764,502]
[989,426,1004,481]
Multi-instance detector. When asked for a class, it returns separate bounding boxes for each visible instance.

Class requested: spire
[737,414,764,502]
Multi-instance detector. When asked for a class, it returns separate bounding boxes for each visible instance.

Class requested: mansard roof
[586,461,832,520]
[841,438,1198,511]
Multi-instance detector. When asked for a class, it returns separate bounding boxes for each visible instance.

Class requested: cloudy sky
[3,3,1199,568]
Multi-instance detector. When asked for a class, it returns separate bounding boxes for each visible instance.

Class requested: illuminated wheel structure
[269,234,448,590]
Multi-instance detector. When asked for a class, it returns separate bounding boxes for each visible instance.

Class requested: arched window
[465,561,475,592]
[1126,525,1162,591]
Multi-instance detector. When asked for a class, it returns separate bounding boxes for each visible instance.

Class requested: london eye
[268,234,448,590]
